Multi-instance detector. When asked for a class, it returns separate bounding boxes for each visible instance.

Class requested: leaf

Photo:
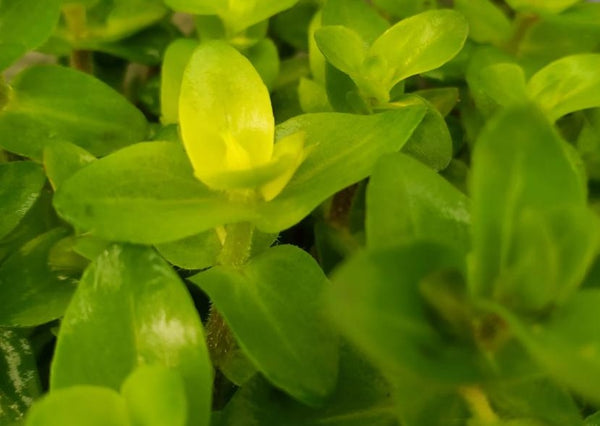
[454,0,512,46]
[190,245,338,406]
[256,107,426,232]
[179,41,274,187]
[160,38,198,124]
[493,290,600,404]
[43,141,96,190]
[215,344,399,426]
[321,0,389,44]
[0,0,62,70]
[155,230,221,271]
[329,242,482,385]
[53,141,255,244]
[121,365,187,426]
[587,412,600,426]
[50,245,212,426]
[527,54,600,122]
[366,153,470,255]
[298,78,332,113]
[243,38,280,91]
[369,10,468,89]
[505,0,581,14]
[0,228,77,327]
[470,105,587,301]
[0,66,148,160]
[477,63,528,109]
[314,26,367,77]
[25,386,129,426]
[0,329,41,424]
[0,161,46,240]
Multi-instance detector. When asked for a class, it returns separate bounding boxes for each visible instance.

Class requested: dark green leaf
[0,66,147,160]
[0,161,46,240]
[190,245,338,405]
[0,228,77,327]
[50,245,212,426]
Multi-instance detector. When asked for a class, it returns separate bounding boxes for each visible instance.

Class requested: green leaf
[0,161,46,240]
[215,344,398,426]
[454,0,512,46]
[298,78,332,113]
[179,41,274,187]
[321,0,389,44]
[0,0,62,70]
[411,88,460,117]
[190,245,338,406]
[155,230,221,270]
[53,141,254,244]
[0,329,41,424]
[314,26,367,77]
[493,290,600,404]
[586,412,600,426]
[243,38,280,91]
[367,153,470,254]
[470,105,587,302]
[25,386,129,426]
[0,66,148,160]
[160,38,198,124]
[373,0,434,19]
[43,141,96,190]
[50,245,212,426]
[329,242,481,385]
[477,63,528,109]
[369,10,468,89]
[0,228,77,327]
[121,365,187,426]
[527,54,600,122]
[505,0,581,15]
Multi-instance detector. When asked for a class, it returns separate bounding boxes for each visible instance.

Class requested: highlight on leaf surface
[179,41,305,200]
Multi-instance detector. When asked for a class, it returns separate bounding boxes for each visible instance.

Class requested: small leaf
[25,386,129,426]
[50,245,212,426]
[243,38,280,90]
[506,0,581,14]
[161,38,198,124]
[155,230,222,270]
[0,66,148,160]
[369,10,468,89]
[121,365,187,426]
[43,141,96,190]
[0,161,46,240]
[527,54,600,122]
[0,228,77,327]
[455,0,512,45]
[190,245,338,405]
[321,0,389,44]
[0,329,41,424]
[314,26,367,77]
[298,78,332,113]
[477,63,528,109]
[367,153,470,254]
[179,41,274,187]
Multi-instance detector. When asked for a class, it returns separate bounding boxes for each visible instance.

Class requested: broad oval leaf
[53,141,256,244]
[190,244,338,406]
[179,41,274,186]
[50,245,212,426]
[0,161,46,240]
[369,10,468,89]
[0,66,148,160]
[527,54,600,122]
[0,228,77,327]
[0,329,41,424]
[161,38,198,124]
[367,153,470,254]
[314,26,367,77]
[25,386,129,426]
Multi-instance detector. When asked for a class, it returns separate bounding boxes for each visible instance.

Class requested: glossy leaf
[43,141,96,190]
[455,0,512,45]
[369,10,469,89]
[527,54,600,122]
[179,41,274,187]
[53,141,255,244]
[367,153,470,254]
[0,329,41,424]
[50,245,212,426]
[329,242,481,384]
[215,344,398,426]
[121,365,187,426]
[25,386,129,426]
[0,161,46,240]
[161,38,198,124]
[0,66,147,160]
[0,228,77,327]
[190,245,338,406]
[470,106,586,301]
[255,107,426,232]
[0,0,62,70]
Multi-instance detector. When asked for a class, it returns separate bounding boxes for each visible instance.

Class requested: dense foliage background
[2,0,600,425]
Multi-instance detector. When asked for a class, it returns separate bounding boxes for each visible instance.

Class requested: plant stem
[62,3,94,73]
[459,386,499,423]
[0,76,11,112]
[217,222,255,267]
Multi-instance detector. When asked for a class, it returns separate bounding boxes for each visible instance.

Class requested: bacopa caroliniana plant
[2,0,600,425]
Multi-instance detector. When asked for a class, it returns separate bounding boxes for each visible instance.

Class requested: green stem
[459,386,498,424]
[62,3,94,73]
[0,76,11,112]
[217,222,255,267]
